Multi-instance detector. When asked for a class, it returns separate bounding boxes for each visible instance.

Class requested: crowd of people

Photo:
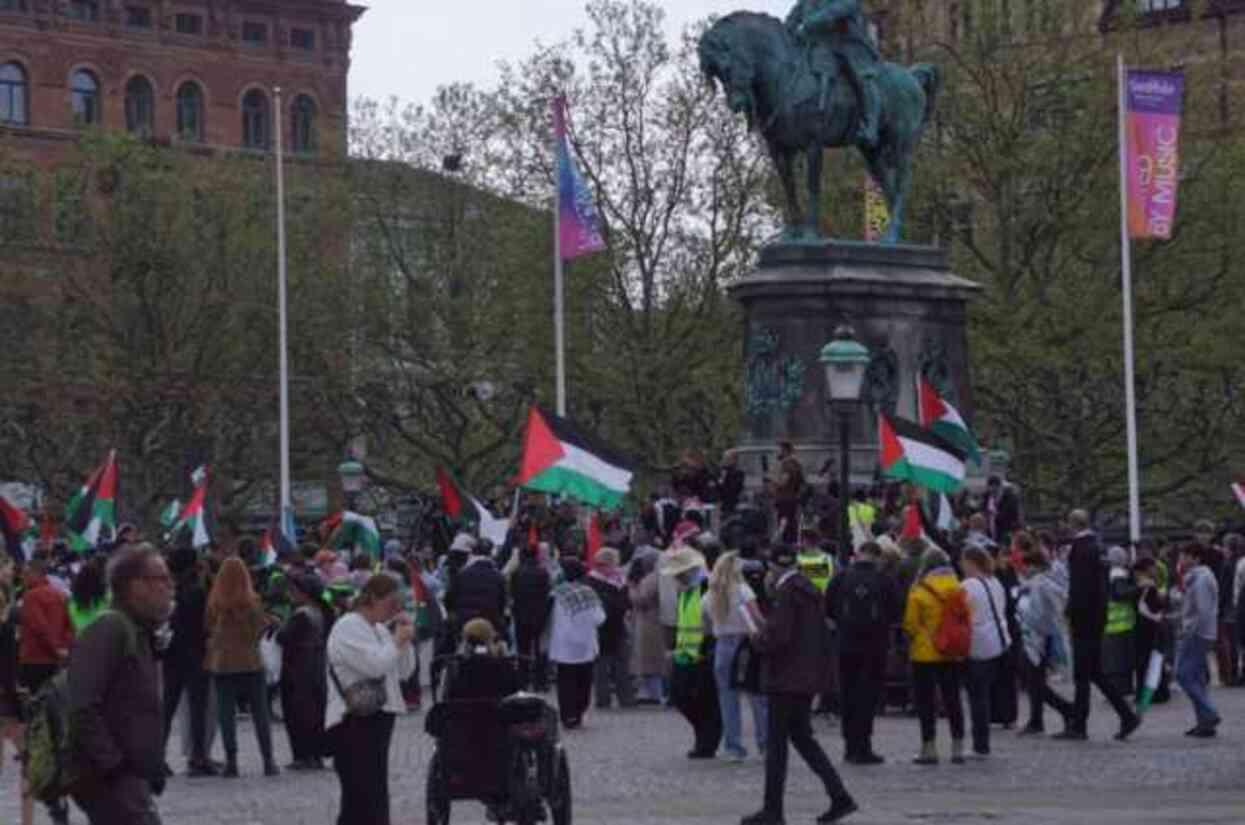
[0,453,1241,825]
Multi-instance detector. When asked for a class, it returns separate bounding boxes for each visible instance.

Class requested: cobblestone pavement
[3,682,1243,825]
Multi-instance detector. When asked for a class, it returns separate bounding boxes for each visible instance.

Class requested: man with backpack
[826,541,898,765]
[67,544,174,823]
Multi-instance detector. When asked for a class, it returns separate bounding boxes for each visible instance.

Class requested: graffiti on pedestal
[745,327,805,417]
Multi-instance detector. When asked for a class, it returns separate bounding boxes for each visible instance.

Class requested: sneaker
[1051,729,1088,741]
[1188,726,1218,739]
[854,752,885,765]
[740,810,785,825]
[187,760,219,777]
[817,795,859,824]
[687,749,717,760]
[725,749,748,762]
[1017,724,1045,737]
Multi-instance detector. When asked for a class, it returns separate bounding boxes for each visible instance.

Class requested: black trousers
[555,661,595,727]
[963,657,999,753]
[671,661,722,755]
[73,774,162,825]
[911,662,964,743]
[775,500,799,544]
[838,649,885,756]
[162,661,210,763]
[763,692,848,818]
[331,712,396,825]
[1071,636,1135,731]
[1023,656,1073,730]
[514,624,548,691]
[281,674,327,762]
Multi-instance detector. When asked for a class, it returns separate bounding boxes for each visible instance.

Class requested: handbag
[328,625,389,717]
[728,636,763,693]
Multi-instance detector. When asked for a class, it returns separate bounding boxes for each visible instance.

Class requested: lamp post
[337,456,366,512]
[819,325,870,560]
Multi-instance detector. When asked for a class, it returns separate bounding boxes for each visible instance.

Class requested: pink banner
[1125,70,1184,240]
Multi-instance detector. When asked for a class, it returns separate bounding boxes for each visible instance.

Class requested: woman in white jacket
[326,573,416,825]
[547,558,605,729]
[961,546,1011,758]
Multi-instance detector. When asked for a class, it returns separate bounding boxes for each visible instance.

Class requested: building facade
[0,0,364,164]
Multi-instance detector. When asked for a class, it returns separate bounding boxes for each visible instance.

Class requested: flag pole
[554,142,567,418]
[274,86,293,523]
[1117,54,1142,545]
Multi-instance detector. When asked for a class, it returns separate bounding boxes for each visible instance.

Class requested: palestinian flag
[879,414,967,494]
[334,511,381,557]
[160,500,182,530]
[436,466,465,518]
[66,450,119,552]
[172,467,211,549]
[258,517,295,567]
[516,406,633,510]
[0,495,30,563]
[1232,480,1245,510]
[918,378,981,464]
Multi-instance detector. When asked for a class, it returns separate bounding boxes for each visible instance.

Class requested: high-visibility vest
[848,501,876,530]
[1105,598,1136,636]
[798,551,834,593]
[674,587,706,666]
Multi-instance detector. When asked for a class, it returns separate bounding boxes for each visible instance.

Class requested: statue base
[728,240,982,495]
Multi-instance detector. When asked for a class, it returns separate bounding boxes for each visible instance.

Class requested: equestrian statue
[699,0,940,244]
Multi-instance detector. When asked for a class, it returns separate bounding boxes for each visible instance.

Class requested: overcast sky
[350,1,791,106]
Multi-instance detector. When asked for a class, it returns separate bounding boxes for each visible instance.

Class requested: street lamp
[819,325,870,560]
[338,456,366,511]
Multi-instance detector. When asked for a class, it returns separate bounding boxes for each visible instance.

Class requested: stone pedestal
[728,241,982,488]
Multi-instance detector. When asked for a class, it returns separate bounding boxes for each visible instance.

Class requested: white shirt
[547,583,606,664]
[325,612,416,730]
[702,582,758,637]
[965,576,1010,661]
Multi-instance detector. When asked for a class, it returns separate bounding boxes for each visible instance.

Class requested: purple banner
[1125,70,1184,240]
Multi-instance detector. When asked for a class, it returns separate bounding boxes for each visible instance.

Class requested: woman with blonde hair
[206,555,278,778]
[703,551,768,761]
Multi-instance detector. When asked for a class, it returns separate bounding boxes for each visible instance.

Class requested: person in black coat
[744,545,857,825]
[718,451,746,516]
[585,549,635,709]
[826,541,898,765]
[445,546,507,636]
[510,545,553,691]
[161,546,215,776]
[1058,510,1140,741]
[277,573,330,770]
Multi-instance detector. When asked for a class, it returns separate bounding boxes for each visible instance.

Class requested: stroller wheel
[426,749,451,825]
[548,749,571,825]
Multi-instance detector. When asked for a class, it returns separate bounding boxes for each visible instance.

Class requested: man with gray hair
[69,544,174,824]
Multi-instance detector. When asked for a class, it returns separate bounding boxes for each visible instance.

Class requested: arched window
[291,94,317,154]
[176,81,204,142]
[70,68,99,125]
[241,88,269,150]
[124,75,154,136]
[0,63,28,126]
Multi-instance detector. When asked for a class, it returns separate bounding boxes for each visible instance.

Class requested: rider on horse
[785,0,881,149]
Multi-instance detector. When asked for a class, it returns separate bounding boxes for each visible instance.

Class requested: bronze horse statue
[699,12,940,244]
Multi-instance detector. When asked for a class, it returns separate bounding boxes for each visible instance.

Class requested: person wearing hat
[743,544,857,825]
[658,522,701,653]
[277,573,332,770]
[661,546,722,758]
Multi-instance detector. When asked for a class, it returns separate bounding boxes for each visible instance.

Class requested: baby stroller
[425,654,572,825]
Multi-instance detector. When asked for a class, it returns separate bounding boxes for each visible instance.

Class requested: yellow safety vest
[798,551,834,593]
[674,588,706,666]
[1106,598,1136,636]
[848,501,876,529]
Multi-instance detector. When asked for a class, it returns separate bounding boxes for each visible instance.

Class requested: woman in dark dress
[277,573,331,770]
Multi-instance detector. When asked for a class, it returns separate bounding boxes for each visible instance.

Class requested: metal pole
[838,410,851,561]
[274,86,292,518]
[554,186,566,417]
[1117,54,1142,545]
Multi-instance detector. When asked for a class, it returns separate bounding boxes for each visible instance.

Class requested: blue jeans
[1175,634,1220,729]
[713,635,769,756]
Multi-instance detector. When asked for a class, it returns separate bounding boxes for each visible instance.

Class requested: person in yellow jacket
[902,547,966,765]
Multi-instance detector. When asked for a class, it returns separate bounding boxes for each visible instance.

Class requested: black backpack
[838,573,883,628]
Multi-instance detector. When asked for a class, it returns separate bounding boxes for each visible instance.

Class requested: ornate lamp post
[337,456,366,512]
[819,326,870,559]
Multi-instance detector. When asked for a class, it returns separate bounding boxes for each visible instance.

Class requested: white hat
[659,547,707,577]
[449,533,477,553]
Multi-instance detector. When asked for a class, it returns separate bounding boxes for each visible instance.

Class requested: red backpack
[920,582,971,660]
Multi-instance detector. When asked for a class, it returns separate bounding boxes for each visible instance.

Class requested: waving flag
[170,466,211,549]
[1232,481,1245,510]
[436,466,465,519]
[553,95,605,260]
[334,511,381,557]
[918,378,981,464]
[517,406,633,510]
[879,414,966,494]
[66,450,119,552]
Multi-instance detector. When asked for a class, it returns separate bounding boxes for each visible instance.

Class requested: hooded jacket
[1181,564,1219,642]
[902,569,961,663]
[754,569,831,696]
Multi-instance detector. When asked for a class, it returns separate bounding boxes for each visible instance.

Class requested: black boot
[223,753,239,778]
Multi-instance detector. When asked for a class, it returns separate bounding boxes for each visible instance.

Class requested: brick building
[0,0,365,164]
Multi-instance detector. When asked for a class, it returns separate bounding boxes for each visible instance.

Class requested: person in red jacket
[18,558,74,694]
